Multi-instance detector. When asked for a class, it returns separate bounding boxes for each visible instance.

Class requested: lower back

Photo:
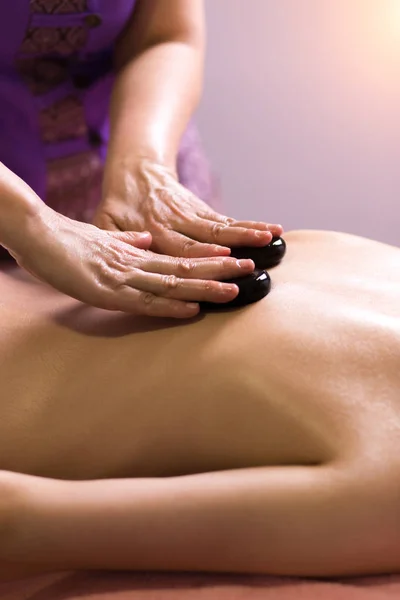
[0,230,399,479]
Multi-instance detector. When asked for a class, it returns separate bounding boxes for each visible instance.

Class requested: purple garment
[0,0,220,224]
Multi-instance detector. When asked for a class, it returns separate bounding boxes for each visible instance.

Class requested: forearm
[5,465,397,578]
[8,473,222,574]
[108,43,202,171]
[103,0,205,196]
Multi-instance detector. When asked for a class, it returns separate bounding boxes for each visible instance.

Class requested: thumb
[114,230,153,250]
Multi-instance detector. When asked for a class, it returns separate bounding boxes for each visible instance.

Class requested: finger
[199,212,284,236]
[140,253,255,281]
[196,210,236,225]
[230,221,284,236]
[107,286,201,319]
[113,230,153,250]
[152,229,231,258]
[124,268,240,304]
[182,218,274,247]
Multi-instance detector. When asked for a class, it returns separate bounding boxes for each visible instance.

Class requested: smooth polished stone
[230,236,286,269]
[199,268,271,312]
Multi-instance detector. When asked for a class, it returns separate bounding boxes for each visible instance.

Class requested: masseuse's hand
[93,160,283,259]
[11,207,255,318]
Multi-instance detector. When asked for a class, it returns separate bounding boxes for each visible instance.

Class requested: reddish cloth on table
[1,572,399,600]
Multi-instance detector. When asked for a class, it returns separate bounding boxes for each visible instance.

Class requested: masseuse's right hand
[11,208,255,318]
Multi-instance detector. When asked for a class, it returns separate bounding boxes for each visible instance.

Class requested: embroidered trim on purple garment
[20,25,88,56]
[47,151,103,221]
[14,56,68,95]
[14,0,103,220]
[30,0,89,15]
[39,96,88,143]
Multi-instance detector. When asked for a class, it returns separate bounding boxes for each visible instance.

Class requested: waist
[0,271,332,480]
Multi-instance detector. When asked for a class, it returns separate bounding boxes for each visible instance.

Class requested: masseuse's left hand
[93,160,283,259]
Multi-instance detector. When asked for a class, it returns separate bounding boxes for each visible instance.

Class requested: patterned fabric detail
[39,96,87,143]
[14,57,68,95]
[13,0,102,221]
[20,26,88,56]
[7,0,220,228]
[47,151,103,221]
[30,0,88,14]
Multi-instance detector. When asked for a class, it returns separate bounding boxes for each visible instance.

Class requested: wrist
[106,118,178,174]
[0,168,53,257]
[2,201,55,261]
[103,153,178,201]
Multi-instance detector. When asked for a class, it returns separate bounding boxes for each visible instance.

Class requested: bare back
[1,230,400,480]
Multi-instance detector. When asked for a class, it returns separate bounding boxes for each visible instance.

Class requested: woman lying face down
[0,229,399,581]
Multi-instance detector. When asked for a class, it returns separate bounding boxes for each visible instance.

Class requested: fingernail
[214,245,230,254]
[255,231,272,242]
[237,259,254,268]
[224,285,238,295]
[186,302,199,310]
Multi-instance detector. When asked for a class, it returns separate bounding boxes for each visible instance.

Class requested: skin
[0,162,257,317]
[0,230,399,581]
[95,0,283,259]
[0,0,282,317]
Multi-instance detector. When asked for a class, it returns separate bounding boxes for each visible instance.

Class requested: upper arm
[115,0,205,68]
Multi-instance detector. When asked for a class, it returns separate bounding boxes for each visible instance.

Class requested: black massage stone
[199,268,271,312]
[230,236,286,269]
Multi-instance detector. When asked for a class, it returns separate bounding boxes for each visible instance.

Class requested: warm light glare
[384,0,400,39]
[360,0,400,64]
